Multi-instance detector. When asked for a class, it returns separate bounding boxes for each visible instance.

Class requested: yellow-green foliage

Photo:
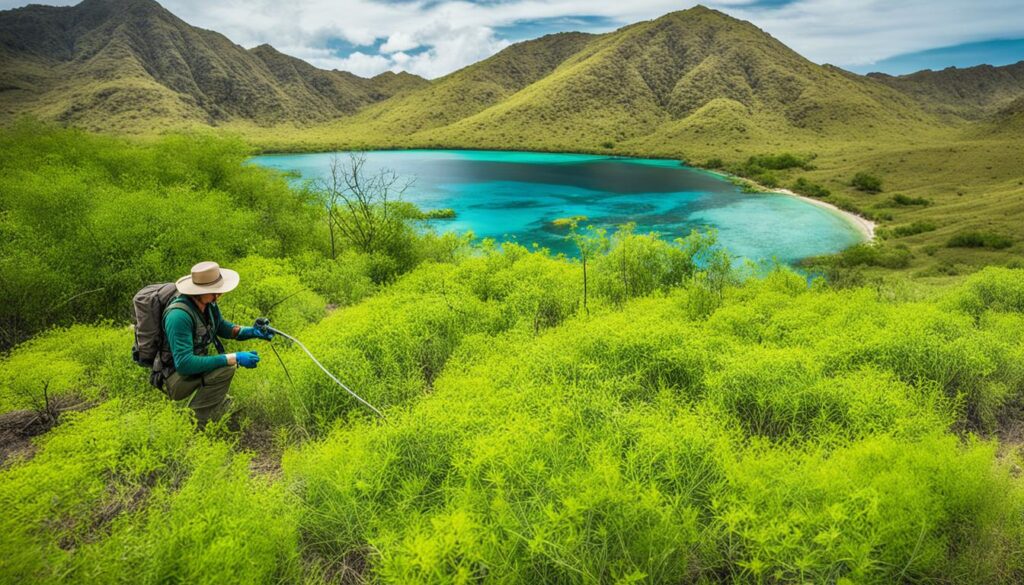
[0,121,323,347]
[3,129,1024,583]
[224,255,328,336]
[949,267,1024,318]
[4,250,1024,583]
[0,326,139,412]
[0,400,300,583]
[280,263,1024,583]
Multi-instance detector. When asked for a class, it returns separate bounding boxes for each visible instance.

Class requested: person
[161,261,273,425]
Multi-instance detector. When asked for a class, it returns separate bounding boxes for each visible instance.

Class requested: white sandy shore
[706,170,876,241]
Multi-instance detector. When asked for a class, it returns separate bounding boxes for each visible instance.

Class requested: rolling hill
[3,0,1021,146]
[2,0,1021,150]
[869,61,1024,120]
[332,6,949,153]
[0,0,427,131]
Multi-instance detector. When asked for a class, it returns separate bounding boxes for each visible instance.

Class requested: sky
[3,0,1023,78]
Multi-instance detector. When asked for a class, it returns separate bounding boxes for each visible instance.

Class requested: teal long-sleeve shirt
[164,297,237,377]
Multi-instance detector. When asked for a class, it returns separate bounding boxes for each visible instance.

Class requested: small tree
[312,152,414,258]
[567,221,609,315]
[312,155,344,259]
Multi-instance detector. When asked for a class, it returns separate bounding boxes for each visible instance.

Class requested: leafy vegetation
[889,193,932,206]
[791,177,831,198]
[948,231,1015,250]
[851,172,884,193]
[2,128,1024,583]
[803,242,913,271]
[417,208,457,220]
[880,220,938,239]
[0,122,464,347]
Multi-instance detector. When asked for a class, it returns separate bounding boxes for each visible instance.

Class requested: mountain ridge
[869,61,1024,120]
[331,6,951,153]
[1,0,1022,146]
[0,0,428,130]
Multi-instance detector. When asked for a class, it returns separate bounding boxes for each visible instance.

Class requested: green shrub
[791,177,831,198]
[0,325,141,412]
[851,172,883,193]
[79,437,300,584]
[947,231,1014,250]
[420,208,457,219]
[807,243,912,270]
[591,225,719,305]
[890,193,931,206]
[715,434,1024,583]
[0,400,300,583]
[0,123,319,348]
[746,153,812,171]
[881,220,937,238]
[226,256,328,335]
[290,250,377,306]
[829,196,864,215]
[948,267,1024,318]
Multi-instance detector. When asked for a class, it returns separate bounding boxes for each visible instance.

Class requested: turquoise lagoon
[249,150,865,262]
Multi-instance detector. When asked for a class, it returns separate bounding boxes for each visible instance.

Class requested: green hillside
[331,31,597,139]
[3,126,1024,584]
[0,0,427,131]
[324,7,945,151]
[869,61,1024,120]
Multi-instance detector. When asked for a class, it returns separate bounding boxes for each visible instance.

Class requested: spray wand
[256,318,385,419]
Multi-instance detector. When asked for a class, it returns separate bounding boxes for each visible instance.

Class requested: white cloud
[381,32,418,54]
[278,46,393,76]
[2,0,1022,77]
[726,0,1024,67]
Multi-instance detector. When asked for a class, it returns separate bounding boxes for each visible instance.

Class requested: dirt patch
[0,394,92,468]
[306,546,371,585]
[239,425,283,479]
[996,403,1024,461]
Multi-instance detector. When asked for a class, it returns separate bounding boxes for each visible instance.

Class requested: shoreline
[704,169,876,241]
[253,146,877,242]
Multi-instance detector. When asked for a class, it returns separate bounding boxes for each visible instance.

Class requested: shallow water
[249,150,864,262]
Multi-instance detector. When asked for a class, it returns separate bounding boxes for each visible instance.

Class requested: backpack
[131,283,228,390]
[131,283,180,369]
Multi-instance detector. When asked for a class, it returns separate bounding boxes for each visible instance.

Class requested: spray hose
[265,325,385,419]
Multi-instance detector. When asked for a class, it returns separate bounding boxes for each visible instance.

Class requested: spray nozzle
[255,317,271,334]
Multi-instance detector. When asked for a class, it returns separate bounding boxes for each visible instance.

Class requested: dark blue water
[249,150,864,261]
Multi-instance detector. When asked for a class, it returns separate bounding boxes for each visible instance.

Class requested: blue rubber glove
[236,351,260,368]
[237,319,274,341]
[252,317,274,341]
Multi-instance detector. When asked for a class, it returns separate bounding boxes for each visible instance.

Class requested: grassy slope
[2,126,1024,583]
[869,61,1024,120]
[3,257,1024,583]
[0,0,428,131]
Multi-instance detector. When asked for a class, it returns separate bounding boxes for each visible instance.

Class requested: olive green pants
[165,365,235,425]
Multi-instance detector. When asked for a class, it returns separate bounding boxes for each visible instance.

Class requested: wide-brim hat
[175,261,240,295]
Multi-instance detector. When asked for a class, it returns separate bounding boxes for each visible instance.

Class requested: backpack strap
[163,298,224,356]
[207,301,227,355]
